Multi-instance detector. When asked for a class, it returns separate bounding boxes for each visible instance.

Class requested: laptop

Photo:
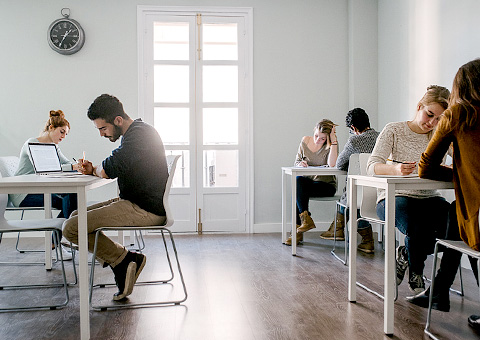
[28,142,84,176]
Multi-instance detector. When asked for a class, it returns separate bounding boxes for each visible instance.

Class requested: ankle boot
[320,212,344,240]
[357,226,374,253]
[285,226,303,246]
[297,211,316,233]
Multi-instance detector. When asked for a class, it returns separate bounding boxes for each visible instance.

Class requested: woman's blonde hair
[416,85,450,139]
[314,119,337,149]
[43,110,70,132]
[445,58,480,131]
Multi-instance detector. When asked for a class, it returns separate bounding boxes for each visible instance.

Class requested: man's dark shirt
[102,119,168,216]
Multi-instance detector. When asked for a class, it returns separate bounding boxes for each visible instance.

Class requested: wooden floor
[0,232,479,340]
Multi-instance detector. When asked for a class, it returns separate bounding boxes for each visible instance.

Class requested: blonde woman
[366,85,451,294]
[285,119,339,246]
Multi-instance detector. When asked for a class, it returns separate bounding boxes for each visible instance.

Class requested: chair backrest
[345,153,362,206]
[358,153,381,221]
[163,155,181,228]
[0,156,19,178]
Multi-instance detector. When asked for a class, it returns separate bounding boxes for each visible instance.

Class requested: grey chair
[424,208,480,340]
[0,177,73,311]
[89,155,188,310]
[328,153,361,265]
[0,156,60,256]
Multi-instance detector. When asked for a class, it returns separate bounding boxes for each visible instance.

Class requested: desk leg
[77,188,91,340]
[348,179,358,301]
[291,174,297,256]
[44,193,52,270]
[281,170,287,243]
[384,184,395,335]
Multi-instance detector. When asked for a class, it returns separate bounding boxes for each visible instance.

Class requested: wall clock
[48,8,85,55]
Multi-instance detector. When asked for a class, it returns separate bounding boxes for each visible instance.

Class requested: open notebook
[28,142,83,176]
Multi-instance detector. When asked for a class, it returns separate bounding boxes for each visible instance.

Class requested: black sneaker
[112,260,137,301]
[408,272,425,294]
[396,246,408,285]
[111,251,146,301]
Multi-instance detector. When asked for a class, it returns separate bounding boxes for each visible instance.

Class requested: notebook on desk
[28,142,84,177]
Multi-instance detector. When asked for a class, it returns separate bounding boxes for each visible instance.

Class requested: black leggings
[296,176,336,225]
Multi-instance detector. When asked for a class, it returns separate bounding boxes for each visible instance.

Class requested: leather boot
[297,211,316,233]
[319,212,344,240]
[357,226,374,253]
[285,226,303,246]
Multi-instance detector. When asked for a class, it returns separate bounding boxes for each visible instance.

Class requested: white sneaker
[53,245,73,261]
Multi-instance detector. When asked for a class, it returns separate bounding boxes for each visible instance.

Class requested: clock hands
[59,29,72,47]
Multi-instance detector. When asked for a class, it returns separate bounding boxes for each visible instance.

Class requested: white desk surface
[281,166,347,255]
[347,174,454,335]
[0,174,115,340]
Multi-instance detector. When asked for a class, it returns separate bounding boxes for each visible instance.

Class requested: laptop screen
[28,143,62,174]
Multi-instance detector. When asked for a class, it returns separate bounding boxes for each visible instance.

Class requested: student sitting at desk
[320,108,379,253]
[64,94,168,301]
[285,119,338,246]
[410,58,480,330]
[366,85,451,294]
[10,110,79,260]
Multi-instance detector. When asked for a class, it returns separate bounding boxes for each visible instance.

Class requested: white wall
[378,0,480,127]
[0,0,378,231]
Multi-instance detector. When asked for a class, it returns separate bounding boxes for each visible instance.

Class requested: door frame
[137,5,254,232]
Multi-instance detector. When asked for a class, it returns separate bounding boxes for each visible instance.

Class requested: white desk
[0,174,114,340]
[347,174,454,335]
[281,166,347,255]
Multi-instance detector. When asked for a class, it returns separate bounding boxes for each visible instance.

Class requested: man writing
[63,94,168,301]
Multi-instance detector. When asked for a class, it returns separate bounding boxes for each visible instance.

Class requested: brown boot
[285,227,303,246]
[320,212,345,240]
[357,226,374,253]
[297,211,316,233]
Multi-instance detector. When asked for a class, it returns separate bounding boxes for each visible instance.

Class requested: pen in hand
[387,158,415,164]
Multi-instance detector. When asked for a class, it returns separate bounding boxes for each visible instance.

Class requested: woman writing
[285,119,338,246]
[366,85,451,294]
[409,59,480,330]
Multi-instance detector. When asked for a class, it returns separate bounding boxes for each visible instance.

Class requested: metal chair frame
[89,155,188,310]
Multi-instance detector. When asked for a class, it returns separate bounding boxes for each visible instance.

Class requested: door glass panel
[203,66,238,102]
[203,150,238,187]
[203,23,238,60]
[154,65,189,102]
[166,150,190,188]
[154,108,189,145]
[154,22,189,60]
[203,108,238,145]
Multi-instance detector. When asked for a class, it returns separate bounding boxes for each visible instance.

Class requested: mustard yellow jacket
[419,105,480,251]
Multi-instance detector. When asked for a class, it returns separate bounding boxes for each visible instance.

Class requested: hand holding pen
[299,156,308,167]
[387,158,416,175]
[78,151,94,175]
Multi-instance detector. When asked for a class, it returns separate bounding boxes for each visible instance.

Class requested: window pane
[203,150,238,187]
[203,23,237,60]
[203,108,238,145]
[154,108,189,145]
[166,150,190,188]
[203,66,238,102]
[154,65,189,103]
[154,22,189,60]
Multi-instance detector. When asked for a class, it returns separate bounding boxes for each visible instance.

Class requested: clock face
[48,18,85,55]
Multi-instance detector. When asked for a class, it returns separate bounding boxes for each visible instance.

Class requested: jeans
[63,197,166,267]
[376,196,449,275]
[20,193,78,219]
[433,201,478,294]
[338,205,371,230]
[296,176,336,225]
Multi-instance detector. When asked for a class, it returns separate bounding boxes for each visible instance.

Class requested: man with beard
[63,94,168,301]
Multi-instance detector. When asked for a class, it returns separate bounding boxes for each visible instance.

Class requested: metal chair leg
[331,202,348,265]
[89,227,188,310]
[424,242,441,340]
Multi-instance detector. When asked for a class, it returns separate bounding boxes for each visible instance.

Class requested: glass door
[140,10,249,232]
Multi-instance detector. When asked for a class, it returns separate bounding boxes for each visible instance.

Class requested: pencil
[387,158,403,164]
[83,151,86,161]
